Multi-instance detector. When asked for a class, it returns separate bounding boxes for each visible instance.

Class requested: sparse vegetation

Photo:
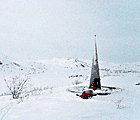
[112,97,124,109]
[4,72,30,99]
[72,79,82,85]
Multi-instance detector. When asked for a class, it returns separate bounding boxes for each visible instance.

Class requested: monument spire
[89,35,101,90]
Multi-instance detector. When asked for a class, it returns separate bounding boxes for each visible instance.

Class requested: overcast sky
[0,0,140,63]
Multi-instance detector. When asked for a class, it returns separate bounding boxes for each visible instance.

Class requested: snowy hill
[0,53,140,120]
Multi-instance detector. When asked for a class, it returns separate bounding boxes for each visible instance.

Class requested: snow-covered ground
[0,53,140,120]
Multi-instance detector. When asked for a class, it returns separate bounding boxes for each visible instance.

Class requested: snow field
[0,54,140,120]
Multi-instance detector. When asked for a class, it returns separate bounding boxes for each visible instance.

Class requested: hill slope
[0,53,140,120]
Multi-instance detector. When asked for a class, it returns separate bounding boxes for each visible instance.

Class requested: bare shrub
[112,97,124,109]
[4,72,30,99]
[29,86,51,95]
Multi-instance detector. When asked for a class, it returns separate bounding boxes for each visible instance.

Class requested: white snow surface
[0,53,140,120]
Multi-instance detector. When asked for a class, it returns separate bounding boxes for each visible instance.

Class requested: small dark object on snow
[81,64,85,67]
[102,86,116,90]
[97,93,111,95]
[136,83,140,85]
[76,94,80,96]
[13,62,20,67]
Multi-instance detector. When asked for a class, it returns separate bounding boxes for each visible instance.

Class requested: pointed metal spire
[89,35,101,90]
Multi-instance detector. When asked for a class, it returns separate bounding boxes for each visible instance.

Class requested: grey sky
[0,0,140,63]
